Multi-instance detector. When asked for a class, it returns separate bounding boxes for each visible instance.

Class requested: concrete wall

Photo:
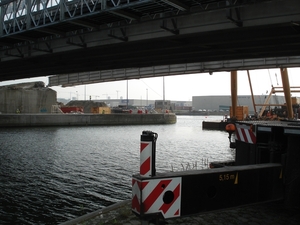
[0,113,177,127]
[192,95,286,113]
[0,84,56,113]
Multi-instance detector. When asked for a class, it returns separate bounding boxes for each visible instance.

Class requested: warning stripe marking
[132,195,140,213]
[141,181,149,190]
[143,180,172,212]
[132,178,142,213]
[159,183,180,214]
[140,157,151,175]
[141,178,182,218]
[140,142,149,152]
[235,124,256,144]
[140,142,152,176]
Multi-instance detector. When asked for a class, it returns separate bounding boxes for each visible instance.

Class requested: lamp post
[126,80,129,109]
[146,89,148,106]
[163,76,165,112]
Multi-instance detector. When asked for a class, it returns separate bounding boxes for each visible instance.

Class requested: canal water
[0,115,234,225]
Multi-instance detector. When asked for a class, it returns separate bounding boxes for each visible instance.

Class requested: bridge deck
[0,0,299,82]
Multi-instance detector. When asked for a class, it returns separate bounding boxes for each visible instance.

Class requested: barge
[132,119,300,223]
[202,120,228,130]
[224,120,300,209]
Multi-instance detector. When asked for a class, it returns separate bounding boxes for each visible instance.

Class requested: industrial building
[192,95,287,114]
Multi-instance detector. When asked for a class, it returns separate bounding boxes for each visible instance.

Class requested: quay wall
[0,113,176,127]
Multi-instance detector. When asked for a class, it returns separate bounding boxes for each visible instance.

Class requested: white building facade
[192,95,286,113]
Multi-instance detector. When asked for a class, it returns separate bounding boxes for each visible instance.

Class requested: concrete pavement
[60,199,300,225]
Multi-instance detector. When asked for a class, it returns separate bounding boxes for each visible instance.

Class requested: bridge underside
[48,56,300,87]
[0,0,299,85]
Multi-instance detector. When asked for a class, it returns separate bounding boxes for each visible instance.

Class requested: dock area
[60,199,300,225]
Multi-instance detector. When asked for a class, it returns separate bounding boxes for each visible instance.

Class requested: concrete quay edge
[59,200,131,225]
[0,113,177,127]
[59,199,300,225]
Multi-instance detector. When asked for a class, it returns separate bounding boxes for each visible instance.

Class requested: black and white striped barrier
[132,130,284,222]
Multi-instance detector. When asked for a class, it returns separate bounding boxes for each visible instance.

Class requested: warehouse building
[192,95,286,114]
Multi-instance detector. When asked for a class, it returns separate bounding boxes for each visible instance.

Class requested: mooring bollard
[132,131,182,224]
[135,130,159,224]
[140,130,158,177]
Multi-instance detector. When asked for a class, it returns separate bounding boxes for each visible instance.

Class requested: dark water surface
[0,115,234,224]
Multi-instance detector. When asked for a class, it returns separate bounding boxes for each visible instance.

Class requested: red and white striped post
[140,131,158,177]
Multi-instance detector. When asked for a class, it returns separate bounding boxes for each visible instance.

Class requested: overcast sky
[1,68,300,101]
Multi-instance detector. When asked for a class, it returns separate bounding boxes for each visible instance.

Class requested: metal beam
[280,68,293,119]
[247,70,257,114]
[160,0,189,11]
[68,20,100,30]
[108,28,128,42]
[37,28,66,37]
[66,36,87,48]
[109,10,140,21]
[1,0,299,60]
[160,19,179,35]
[9,35,37,42]
[231,71,238,118]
